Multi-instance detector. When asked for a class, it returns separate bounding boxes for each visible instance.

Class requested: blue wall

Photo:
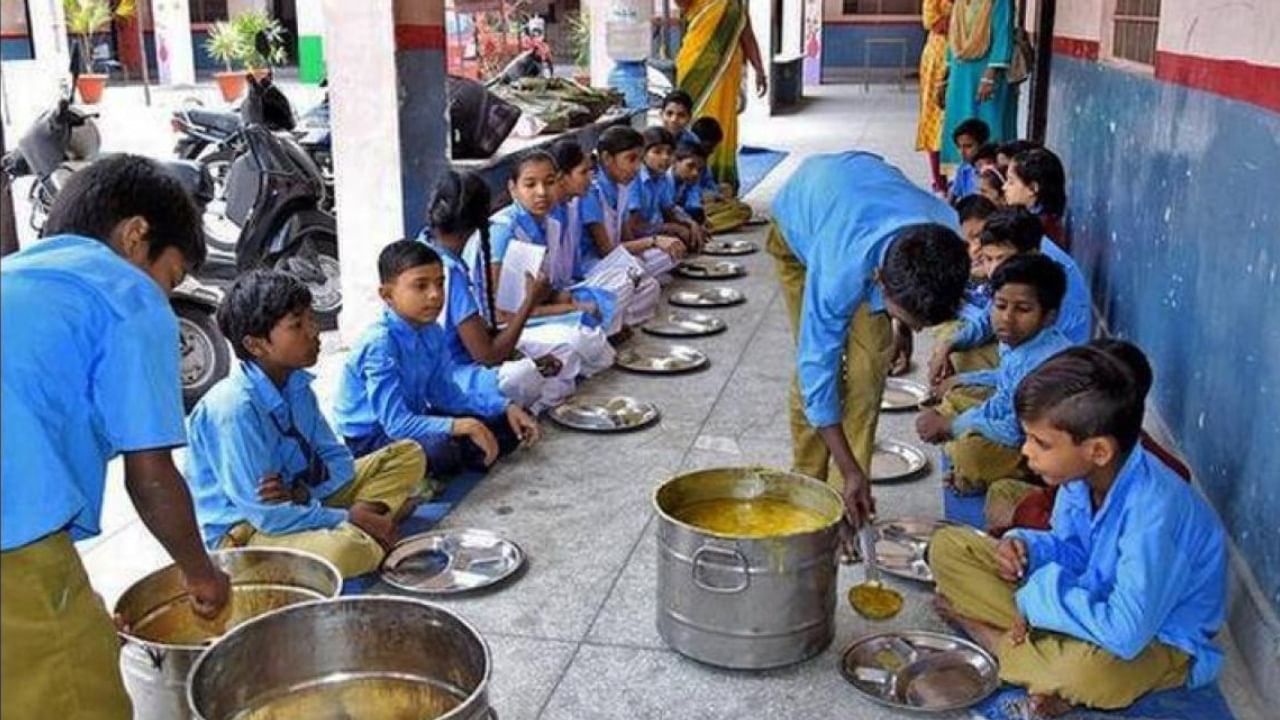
[1047,55,1280,611]
[821,23,925,71]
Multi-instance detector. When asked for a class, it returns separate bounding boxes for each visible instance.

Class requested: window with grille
[842,0,923,15]
[1111,0,1160,66]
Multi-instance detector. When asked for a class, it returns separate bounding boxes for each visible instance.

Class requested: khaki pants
[929,527,1190,709]
[933,321,1000,375]
[221,440,426,578]
[705,196,753,234]
[769,224,893,492]
[937,385,1029,495]
[1,532,132,720]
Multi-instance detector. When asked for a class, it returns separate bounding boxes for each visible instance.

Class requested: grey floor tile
[484,634,579,720]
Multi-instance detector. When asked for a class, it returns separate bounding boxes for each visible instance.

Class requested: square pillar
[151,0,196,86]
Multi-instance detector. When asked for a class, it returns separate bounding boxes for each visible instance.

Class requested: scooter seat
[187,108,243,136]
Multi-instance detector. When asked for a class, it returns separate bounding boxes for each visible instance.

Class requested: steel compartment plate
[840,631,1000,713]
[700,239,759,256]
[668,286,746,308]
[380,529,524,595]
[615,344,709,374]
[674,259,747,280]
[642,311,727,338]
[870,516,986,584]
[881,378,930,411]
[870,439,929,483]
[547,396,661,433]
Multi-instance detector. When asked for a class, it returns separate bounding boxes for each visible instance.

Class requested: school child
[931,196,1002,382]
[185,271,427,578]
[1004,146,1069,250]
[933,207,1091,382]
[629,127,706,249]
[916,254,1071,495]
[977,166,1007,207]
[426,169,611,413]
[690,116,754,233]
[333,241,541,478]
[948,118,991,201]
[769,151,969,528]
[671,140,710,224]
[929,341,1227,717]
[659,89,699,147]
[551,138,661,333]
[973,142,1000,173]
[1,155,229,717]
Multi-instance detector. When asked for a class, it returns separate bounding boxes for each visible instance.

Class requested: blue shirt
[1008,448,1227,688]
[429,239,487,364]
[333,308,509,445]
[950,162,979,200]
[583,172,631,252]
[769,152,959,427]
[1,235,186,550]
[951,327,1071,447]
[953,238,1092,348]
[631,165,676,227]
[487,201,552,264]
[672,170,704,214]
[186,362,353,547]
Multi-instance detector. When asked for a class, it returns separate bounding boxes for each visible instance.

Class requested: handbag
[1007,0,1036,85]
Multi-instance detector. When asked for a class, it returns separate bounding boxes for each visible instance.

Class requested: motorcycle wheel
[276,226,341,331]
[175,301,231,411]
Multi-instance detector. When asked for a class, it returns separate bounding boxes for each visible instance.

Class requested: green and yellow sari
[677,0,746,190]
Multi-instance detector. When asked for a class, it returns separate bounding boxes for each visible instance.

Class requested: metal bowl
[881,378,930,412]
[548,395,661,433]
[615,344,709,374]
[870,439,930,483]
[668,286,746,308]
[871,517,986,584]
[188,596,493,720]
[642,311,727,338]
[701,239,759,256]
[840,631,1000,713]
[381,529,525,595]
[674,259,748,280]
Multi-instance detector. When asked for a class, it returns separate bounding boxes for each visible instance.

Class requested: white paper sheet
[496,240,546,313]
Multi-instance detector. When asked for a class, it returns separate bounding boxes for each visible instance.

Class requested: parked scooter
[1,46,230,409]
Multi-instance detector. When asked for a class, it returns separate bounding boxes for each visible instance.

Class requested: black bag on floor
[448,76,522,160]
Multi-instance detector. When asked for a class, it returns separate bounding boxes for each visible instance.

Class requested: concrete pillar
[744,0,776,118]
[802,0,823,85]
[323,0,449,338]
[296,0,326,83]
[151,0,195,86]
[589,0,612,88]
[28,0,69,80]
[782,0,802,56]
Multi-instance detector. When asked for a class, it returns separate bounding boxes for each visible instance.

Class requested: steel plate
[674,259,748,279]
[668,286,746,308]
[380,528,524,595]
[871,517,985,584]
[840,631,1000,713]
[701,239,759,256]
[547,395,661,433]
[870,439,929,483]
[881,378,930,411]
[615,344,709,374]
[642,311,727,338]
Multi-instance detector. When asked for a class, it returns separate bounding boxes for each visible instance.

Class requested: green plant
[204,21,241,72]
[230,10,287,71]
[567,9,590,70]
[63,0,134,72]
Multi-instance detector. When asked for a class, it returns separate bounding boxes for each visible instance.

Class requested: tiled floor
[72,83,1265,720]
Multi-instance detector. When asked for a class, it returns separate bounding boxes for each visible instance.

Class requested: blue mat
[340,469,488,595]
[737,145,788,198]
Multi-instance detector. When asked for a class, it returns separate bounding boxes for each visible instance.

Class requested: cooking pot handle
[691,545,749,594]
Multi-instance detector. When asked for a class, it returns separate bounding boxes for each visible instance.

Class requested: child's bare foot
[1028,693,1073,718]
[932,595,963,629]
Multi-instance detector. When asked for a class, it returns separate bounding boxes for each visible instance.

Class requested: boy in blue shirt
[671,140,710,225]
[1,155,230,718]
[930,341,1227,716]
[916,254,1072,496]
[186,270,428,578]
[628,126,707,250]
[689,116,754,234]
[334,240,540,477]
[658,89,699,148]
[947,117,991,202]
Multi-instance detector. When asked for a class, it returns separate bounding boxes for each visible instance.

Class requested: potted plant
[567,9,591,86]
[231,10,287,79]
[205,21,246,101]
[63,0,134,104]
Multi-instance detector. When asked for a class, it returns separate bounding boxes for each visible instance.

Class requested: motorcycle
[1,46,230,410]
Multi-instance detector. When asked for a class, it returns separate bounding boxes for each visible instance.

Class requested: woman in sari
[675,0,768,193]
[916,0,953,194]
[938,0,1017,167]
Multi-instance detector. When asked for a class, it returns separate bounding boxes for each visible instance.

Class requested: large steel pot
[114,547,341,720]
[655,466,844,669]
[187,596,494,720]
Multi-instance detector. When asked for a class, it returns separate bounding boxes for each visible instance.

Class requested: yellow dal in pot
[674,498,833,538]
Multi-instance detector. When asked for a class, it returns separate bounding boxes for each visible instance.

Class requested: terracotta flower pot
[75,74,108,104]
[214,71,247,102]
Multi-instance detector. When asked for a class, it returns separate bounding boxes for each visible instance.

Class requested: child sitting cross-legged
[916,254,1072,496]
[671,140,710,227]
[629,127,708,252]
[689,117,754,234]
[334,241,541,478]
[929,340,1227,717]
[186,270,428,578]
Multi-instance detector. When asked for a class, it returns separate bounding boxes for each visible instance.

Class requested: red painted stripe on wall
[395,24,445,51]
[1051,36,1099,60]
[1155,51,1280,114]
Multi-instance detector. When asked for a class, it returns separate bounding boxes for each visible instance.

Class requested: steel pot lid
[870,517,985,584]
[381,529,524,595]
[548,395,661,433]
[840,631,1000,713]
[674,259,748,279]
[701,239,759,256]
[642,311,727,338]
[881,378,930,412]
[870,439,929,483]
[668,286,746,307]
[615,343,709,374]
